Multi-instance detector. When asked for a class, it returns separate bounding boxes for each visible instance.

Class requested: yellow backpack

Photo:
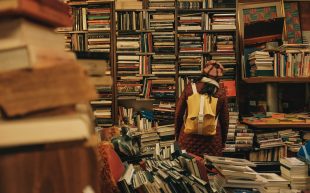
[184,83,218,136]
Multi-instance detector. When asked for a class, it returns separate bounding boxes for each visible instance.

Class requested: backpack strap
[191,83,198,94]
[198,95,205,134]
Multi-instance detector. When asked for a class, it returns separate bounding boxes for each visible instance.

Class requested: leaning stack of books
[235,124,254,151]
[157,124,175,147]
[278,129,302,153]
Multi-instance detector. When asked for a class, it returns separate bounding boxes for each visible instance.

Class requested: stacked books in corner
[280,157,310,190]
[248,51,274,77]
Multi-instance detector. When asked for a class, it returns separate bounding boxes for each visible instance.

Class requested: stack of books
[214,35,235,52]
[140,130,160,154]
[257,173,290,193]
[117,34,140,53]
[280,157,310,190]
[178,13,203,31]
[256,132,284,149]
[204,156,264,191]
[152,32,175,53]
[235,124,254,151]
[248,51,274,77]
[278,129,302,153]
[223,111,238,152]
[151,78,176,100]
[179,33,203,53]
[117,55,140,76]
[210,13,236,30]
[148,0,175,9]
[87,5,111,31]
[148,12,175,30]
[151,54,176,75]
[157,124,175,147]
[87,32,110,52]
[116,0,143,10]
[212,53,236,79]
[153,101,176,125]
[179,54,203,74]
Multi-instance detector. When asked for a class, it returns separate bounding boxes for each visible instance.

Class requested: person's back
[175,60,229,157]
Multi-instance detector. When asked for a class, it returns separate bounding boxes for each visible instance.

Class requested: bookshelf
[62,0,116,129]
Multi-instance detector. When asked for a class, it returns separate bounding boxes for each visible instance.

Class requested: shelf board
[243,77,310,84]
[147,8,176,12]
[117,97,155,101]
[116,51,155,55]
[243,120,310,129]
[178,8,236,12]
[177,29,236,33]
[179,51,210,54]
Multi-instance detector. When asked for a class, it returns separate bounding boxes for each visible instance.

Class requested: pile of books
[91,98,113,128]
[280,157,310,190]
[214,35,235,52]
[152,32,175,53]
[179,33,203,53]
[235,124,254,151]
[140,130,160,154]
[157,124,175,147]
[278,129,302,153]
[223,111,238,152]
[151,78,176,99]
[257,173,290,193]
[118,145,210,192]
[117,55,140,76]
[179,54,203,74]
[87,5,111,31]
[88,32,110,52]
[256,132,284,149]
[117,34,140,52]
[153,101,176,125]
[148,0,175,9]
[148,12,175,30]
[178,13,203,31]
[210,13,236,30]
[151,54,176,75]
[248,51,274,77]
[205,155,263,191]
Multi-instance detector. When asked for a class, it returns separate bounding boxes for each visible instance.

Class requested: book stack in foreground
[0,11,97,148]
[280,157,310,190]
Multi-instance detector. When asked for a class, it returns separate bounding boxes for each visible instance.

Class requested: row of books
[71,5,111,31]
[115,11,235,31]
[69,31,111,52]
[246,47,310,78]
[177,0,236,9]
[114,0,235,10]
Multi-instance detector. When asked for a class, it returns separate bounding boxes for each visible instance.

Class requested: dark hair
[194,75,218,103]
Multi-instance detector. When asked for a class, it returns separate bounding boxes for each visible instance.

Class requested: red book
[222,80,236,97]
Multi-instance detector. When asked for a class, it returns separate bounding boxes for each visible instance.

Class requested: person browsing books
[175,60,229,156]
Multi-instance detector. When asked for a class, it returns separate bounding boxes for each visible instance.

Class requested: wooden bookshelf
[243,77,310,84]
[242,120,310,129]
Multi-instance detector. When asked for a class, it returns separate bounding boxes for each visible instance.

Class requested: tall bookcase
[114,0,238,129]
[61,0,116,130]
